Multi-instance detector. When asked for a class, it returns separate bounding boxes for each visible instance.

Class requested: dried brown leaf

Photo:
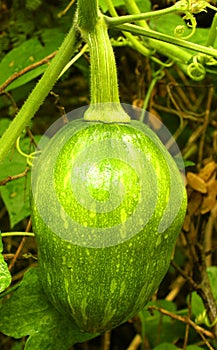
[187,172,207,194]
[188,191,203,216]
[199,161,217,182]
[183,213,191,232]
[201,180,217,214]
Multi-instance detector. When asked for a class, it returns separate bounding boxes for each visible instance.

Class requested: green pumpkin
[31,118,186,333]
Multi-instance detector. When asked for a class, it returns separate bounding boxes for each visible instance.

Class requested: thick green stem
[0,22,79,164]
[77,0,99,31]
[85,18,120,105]
[80,14,130,123]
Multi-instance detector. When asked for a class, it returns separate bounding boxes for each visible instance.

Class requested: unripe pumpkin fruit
[31,118,187,333]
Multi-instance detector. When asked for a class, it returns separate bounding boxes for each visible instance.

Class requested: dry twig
[147,306,214,340]
[127,334,142,350]
[8,218,32,271]
[0,52,57,94]
[0,167,30,186]
[101,330,111,350]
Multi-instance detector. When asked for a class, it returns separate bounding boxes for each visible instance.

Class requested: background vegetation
[0,0,217,349]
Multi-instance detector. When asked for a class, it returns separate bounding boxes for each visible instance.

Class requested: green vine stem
[117,23,217,59]
[140,68,165,122]
[78,0,130,123]
[116,0,192,71]
[0,283,21,299]
[106,0,152,58]
[0,22,79,164]
[106,1,188,27]
[1,232,35,238]
[112,0,217,78]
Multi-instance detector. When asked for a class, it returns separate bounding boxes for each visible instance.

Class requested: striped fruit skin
[31,119,187,333]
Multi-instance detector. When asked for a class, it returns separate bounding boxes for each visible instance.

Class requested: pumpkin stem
[78,6,130,123]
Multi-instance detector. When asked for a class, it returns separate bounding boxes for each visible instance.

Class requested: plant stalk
[77,0,99,31]
[79,13,130,123]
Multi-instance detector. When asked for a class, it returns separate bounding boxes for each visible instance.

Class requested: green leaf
[135,0,151,12]
[0,118,11,136]
[0,136,32,228]
[192,266,217,323]
[0,120,41,227]
[174,158,195,170]
[150,13,217,51]
[0,233,12,293]
[150,13,187,37]
[191,292,204,319]
[0,268,97,350]
[139,300,185,348]
[99,0,125,12]
[207,266,217,301]
[25,0,42,11]
[183,160,195,168]
[0,29,65,91]
[153,343,178,350]
[0,176,31,228]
